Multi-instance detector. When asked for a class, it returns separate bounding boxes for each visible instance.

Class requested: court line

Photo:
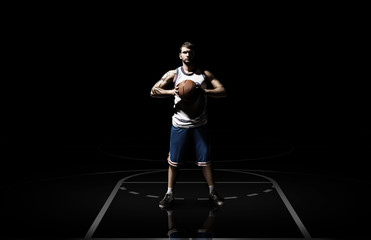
[121,181,273,200]
[223,169,312,240]
[224,196,238,199]
[247,193,259,197]
[128,191,139,195]
[80,238,333,240]
[122,181,271,184]
[145,195,159,198]
[84,170,165,239]
[85,169,311,239]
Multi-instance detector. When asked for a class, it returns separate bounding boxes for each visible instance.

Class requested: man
[150,42,227,209]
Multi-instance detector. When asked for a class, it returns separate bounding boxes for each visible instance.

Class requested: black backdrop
[48,14,367,146]
[7,3,369,180]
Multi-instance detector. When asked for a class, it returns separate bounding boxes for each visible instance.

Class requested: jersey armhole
[173,68,179,85]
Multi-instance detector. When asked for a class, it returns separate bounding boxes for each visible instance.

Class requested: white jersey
[172,66,208,128]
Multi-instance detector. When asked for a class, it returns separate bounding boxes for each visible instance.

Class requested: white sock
[208,185,214,194]
[166,187,173,195]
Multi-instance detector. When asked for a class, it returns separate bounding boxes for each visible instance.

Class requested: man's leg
[193,126,224,206]
[202,164,214,188]
[159,166,176,209]
[167,126,188,193]
[160,126,188,209]
[203,164,223,206]
[168,165,177,192]
[192,126,214,190]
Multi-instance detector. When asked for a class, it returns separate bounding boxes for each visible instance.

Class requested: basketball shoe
[209,190,224,206]
[159,193,174,209]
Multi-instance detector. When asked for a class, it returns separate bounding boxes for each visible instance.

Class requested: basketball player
[150,42,227,209]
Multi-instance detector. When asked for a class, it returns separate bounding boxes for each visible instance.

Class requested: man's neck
[182,63,196,73]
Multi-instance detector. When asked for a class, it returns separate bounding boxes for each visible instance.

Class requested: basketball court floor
[2,128,370,240]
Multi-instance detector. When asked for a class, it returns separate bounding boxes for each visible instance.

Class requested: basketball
[177,80,198,101]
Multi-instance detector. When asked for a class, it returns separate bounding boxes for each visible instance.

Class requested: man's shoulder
[200,69,214,79]
[169,69,178,74]
[195,68,209,75]
[163,69,177,78]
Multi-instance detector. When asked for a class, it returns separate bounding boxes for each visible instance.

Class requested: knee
[169,165,177,171]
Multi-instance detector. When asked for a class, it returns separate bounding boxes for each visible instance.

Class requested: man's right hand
[174,86,179,96]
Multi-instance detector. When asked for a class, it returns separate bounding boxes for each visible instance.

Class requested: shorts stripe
[197,161,211,166]
[167,153,179,167]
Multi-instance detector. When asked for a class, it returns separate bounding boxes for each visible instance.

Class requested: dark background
[2,3,370,239]
[5,2,369,184]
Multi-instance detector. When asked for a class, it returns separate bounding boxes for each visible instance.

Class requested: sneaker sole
[159,202,173,209]
[209,198,224,206]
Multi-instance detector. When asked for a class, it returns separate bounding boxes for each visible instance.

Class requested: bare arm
[203,70,227,98]
[150,70,177,98]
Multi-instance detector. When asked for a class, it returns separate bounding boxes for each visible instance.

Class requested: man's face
[179,47,195,64]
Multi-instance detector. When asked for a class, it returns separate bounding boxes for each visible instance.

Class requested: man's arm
[203,70,227,98]
[150,70,177,98]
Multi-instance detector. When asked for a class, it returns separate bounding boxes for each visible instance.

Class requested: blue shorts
[168,125,211,167]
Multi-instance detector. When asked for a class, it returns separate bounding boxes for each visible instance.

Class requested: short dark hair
[180,41,195,52]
